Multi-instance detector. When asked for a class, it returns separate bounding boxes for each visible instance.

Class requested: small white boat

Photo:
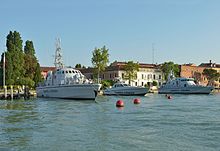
[158,71,213,94]
[36,39,101,100]
[103,82,148,96]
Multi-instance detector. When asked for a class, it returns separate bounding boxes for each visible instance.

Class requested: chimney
[209,60,212,64]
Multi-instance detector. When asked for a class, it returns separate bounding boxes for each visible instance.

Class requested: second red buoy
[167,95,172,99]
[133,98,141,104]
[116,100,124,107]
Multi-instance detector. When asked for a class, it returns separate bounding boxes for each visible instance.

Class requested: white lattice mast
[152,43,155,64]
[54,38,64,68]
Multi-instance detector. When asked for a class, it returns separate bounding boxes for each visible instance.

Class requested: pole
[3,52,7,98]
[3,52,5,88]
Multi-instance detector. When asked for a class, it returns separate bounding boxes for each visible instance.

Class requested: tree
[91,46,109,83]
[2,31,42,88]
[33,63,43,87]
[101,80,114,90]
[193,72,202,83]
[203,68,220,85]
[24,40,35,56]
[152,81,158,86]
[24,40,43,87]
[5,31,25,85]
[75,64,82,68]
[160,61,179,81]
[124,61,139,84]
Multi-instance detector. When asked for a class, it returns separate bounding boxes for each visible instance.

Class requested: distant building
[180,60,220,87]
[40,67,56,79]
[80,61,163,87]
[180,64,208,86]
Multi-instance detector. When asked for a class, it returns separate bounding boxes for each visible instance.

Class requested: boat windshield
[180,79,194,82]
[122,84,129,87]
[113,83,129,87]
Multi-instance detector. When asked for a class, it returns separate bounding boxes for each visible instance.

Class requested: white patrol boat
[158,71,213,94]
[36,39,101,100]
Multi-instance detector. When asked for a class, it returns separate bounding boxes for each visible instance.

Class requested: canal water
[0,93,220,151]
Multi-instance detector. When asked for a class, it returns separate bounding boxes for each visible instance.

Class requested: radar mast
[54,38,64,68]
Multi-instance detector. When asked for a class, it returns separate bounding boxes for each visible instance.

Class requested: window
[110,74,112,78]
[159,75,161,79]
[103,74,105,79]
[142,74,144,79]
[142,82,144,86]
[153,75,156,80]
[115,73,117,77]
[122,73,124,78]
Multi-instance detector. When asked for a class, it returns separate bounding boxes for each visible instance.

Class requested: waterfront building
[80,61,163,87]
[180,64,208,86]
[180,60,220,87]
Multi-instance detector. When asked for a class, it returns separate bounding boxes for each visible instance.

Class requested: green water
[0,93,220,151]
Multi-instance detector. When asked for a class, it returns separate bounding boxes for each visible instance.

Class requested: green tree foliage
[24,40,35,56]
[24,40,43,87]
[91,46,109,83]
[2,31,42,88]
[5,31,25,85]
[75,64,82,68]
[124,61,139,84]
[34,63,43,87]
[152,81,158,86]
[203,68,220,85]
[101,80,114,90]
[160,61,179,81]
[6,31,23,52]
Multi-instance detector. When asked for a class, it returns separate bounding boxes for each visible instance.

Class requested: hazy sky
[0,0,220,67]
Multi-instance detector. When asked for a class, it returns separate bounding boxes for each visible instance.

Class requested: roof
[40,67,56,72]
[199,63,220,68]
[110,61,159,68]
[199,60,220,68]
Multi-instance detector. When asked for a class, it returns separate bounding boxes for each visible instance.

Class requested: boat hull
[158,86,213,94]
[36,84,101,100]
[103,87,148,96]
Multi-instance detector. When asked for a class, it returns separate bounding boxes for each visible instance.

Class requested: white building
[80,61,163,87]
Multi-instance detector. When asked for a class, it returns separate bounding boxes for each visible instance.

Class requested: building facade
[40,67,56,79]
[80,61,163,87]
[180,60,220,87]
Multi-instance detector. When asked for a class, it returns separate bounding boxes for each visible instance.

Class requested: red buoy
[133,98,141,104]
[116,100,124,107]
[167,95,172,99]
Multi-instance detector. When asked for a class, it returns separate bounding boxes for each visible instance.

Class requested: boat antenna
[152,43,155,64]
[54,38,64,68]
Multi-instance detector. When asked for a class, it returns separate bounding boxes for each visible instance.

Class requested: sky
[0,0,220,67]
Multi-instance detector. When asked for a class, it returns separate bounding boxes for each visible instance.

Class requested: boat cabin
[45,68,87,86]
[163,77,196,88]
[112,83,130,88]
